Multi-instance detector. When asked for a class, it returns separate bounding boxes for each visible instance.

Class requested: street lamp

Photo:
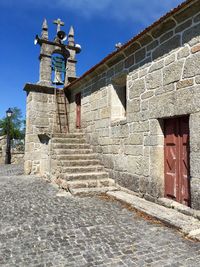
[5,108,13,164]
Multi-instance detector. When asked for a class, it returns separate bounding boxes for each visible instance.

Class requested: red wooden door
[164,116,190,206]
[75,93,81,128]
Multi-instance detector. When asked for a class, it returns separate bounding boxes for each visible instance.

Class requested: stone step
[54,149,93,154]
[52,133,84,138]
[57,159,101,167]
[55,154,99,160]
[60,165,104,173]
[69,187,118,196]
[52,138,87,144]
[60,172,109,181]
[53,144,91,149]
[65,178,116,189]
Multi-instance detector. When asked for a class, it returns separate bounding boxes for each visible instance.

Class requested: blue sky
[0,0,184,119]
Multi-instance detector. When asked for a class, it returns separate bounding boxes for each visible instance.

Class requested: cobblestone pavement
[0,167,200,266]
[0,164,24,176]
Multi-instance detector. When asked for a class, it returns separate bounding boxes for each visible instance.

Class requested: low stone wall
[11,152,24,164]
[0,136,6,164]
[0,136,24,165]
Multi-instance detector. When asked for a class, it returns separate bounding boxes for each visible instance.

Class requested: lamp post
[5,108,13,164]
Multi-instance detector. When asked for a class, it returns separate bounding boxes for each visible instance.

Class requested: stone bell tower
[23,18,81,176]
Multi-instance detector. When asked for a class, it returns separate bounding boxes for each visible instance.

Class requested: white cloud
[1,0,184,25]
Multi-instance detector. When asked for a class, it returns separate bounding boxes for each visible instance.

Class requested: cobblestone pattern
[0,164,24,176]
[0,173,200,267]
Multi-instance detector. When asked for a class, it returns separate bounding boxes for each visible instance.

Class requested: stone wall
[67,1,200,209]
[0,136,24,164]
[0,136,6,164]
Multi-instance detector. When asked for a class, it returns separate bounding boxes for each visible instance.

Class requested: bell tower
[23,18,81,176]
[35,18,81,86]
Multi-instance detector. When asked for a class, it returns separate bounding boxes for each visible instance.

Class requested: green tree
[0,107,25,139]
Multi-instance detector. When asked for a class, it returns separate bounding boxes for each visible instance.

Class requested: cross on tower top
[53,18,65,32]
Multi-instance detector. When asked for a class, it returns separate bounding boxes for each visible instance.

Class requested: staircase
[51,132,116,195]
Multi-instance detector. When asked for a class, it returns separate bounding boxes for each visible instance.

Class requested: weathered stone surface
[135,48,146,63]
[138,34,153,46]
[150,146,164,181]
[177,46,190,59]
[151,19,176,38]
[124,42,141,57]
[108,190,200,240]
[174,1,200,23]
[106,53,125,68]
[191,44,200,54]
[130,121,149,133]
[125,54,135,68]
[127,155,143,175]
[149,92,176,119]
[175,19,192,33]
[163,61,184,85]
[100,107,110,119]
[182,23,200,46]
[147,40,159,51]
[146,70,162,90]
[196,75,200,84]
[127,99,140,113]
[191,178,200,210]
[141,100,149,111]
[141,91,154,100]
[183,53,200,78]
[165,53,175,66]
[139,68,148,78]
[176,79,194,89]
[124,134,143,145]
[149,119,163,135]
[149,60,164,73]
[144,135,163,146]
[194,13,200,23]
[160,30,174,44]
[131,72,139,80]
[129,79,145,99]
[115,61,124,74]
[152,35,181,60]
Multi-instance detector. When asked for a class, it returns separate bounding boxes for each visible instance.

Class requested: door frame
[75,92,81,129]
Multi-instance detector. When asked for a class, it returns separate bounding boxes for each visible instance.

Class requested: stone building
[24,0,200,210]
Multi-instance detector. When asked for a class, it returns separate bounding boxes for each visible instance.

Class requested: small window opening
[111,74,127,121]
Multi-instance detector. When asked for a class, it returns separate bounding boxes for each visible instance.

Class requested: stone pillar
[24,84,56,177]
[64,26,78,85]
[38,45,52,86]
[189,112,200,210]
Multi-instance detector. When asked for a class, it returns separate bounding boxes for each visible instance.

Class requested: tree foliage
[0,107,25,139]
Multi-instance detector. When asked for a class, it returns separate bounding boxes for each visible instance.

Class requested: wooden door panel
[164,116,190,206]
[164,120,177,200]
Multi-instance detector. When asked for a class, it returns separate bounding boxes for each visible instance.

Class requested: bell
[53,69,64,85]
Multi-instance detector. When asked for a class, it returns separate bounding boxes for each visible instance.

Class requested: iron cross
[53,18,64,32]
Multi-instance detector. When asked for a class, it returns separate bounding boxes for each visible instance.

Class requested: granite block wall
[68,1,200,208]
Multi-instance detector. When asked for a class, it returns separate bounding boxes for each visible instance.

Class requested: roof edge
[65,0,195,90]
